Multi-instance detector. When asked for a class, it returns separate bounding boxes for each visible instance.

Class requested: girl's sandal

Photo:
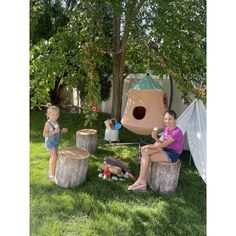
[48,175,55,181]
[128,183,147,192]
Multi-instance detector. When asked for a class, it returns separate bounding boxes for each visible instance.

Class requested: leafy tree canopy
[30,0,206,124]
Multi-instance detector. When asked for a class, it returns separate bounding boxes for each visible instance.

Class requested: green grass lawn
[30,110,206,236]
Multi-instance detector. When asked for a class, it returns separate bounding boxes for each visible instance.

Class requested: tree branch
[121,0,147,51]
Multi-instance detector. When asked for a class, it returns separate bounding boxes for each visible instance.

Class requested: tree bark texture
[111,0,146,121]
[148,160,181,193]
[112,53,125,121]
[76,129,97,153]
[111,8,123,121]
[55,147,90,188]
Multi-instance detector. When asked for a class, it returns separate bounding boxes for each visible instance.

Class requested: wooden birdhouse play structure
[121,74,168,135]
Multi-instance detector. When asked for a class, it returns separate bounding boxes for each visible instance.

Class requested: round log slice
[76,129,97,153]
[148,159,181,193]
[55,147,90,188]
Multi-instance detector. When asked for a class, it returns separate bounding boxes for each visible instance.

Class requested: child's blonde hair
[46,105,60,117]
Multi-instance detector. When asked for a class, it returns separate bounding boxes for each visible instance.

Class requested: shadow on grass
[31,182,205,235]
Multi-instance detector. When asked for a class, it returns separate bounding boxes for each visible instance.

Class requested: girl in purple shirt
[128,110,184,192]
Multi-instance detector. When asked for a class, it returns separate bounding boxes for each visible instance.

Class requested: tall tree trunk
[111,0,146,120]
[111,7,123,120]
[112,52,125,121]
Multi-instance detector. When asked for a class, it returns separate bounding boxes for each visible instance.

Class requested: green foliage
[125,0,206,103]
[81,43,102,127]
[30,0,69,45]
[149,0,206,102]
[30,0,113,113]
[30,30,82,108]
[30,0,206,122]
[30,110,206,236]
[97,54,112,101]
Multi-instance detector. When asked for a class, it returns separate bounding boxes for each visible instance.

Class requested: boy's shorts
[45,134,60,151]
[163,148,180,163]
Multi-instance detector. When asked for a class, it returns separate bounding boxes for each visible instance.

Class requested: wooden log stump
[148,160,181,193]
[76,129,97,153]
[55,147,90,188]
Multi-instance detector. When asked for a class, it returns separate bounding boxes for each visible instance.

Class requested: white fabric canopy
[177,99,206,183]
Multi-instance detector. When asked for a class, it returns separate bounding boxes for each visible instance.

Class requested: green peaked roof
[133,74,163,90]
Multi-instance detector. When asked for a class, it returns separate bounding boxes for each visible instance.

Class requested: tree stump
[148,160,181,193]
[55,147,90,188]
[76,129,97,153]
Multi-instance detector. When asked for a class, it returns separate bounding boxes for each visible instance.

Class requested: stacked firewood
[97,156,135,181]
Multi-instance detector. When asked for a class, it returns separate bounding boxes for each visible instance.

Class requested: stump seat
[55,147,90,188]
[76,129,97,153]
[148,159,181,193]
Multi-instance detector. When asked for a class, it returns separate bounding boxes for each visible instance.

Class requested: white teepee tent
[177,99,206,183]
